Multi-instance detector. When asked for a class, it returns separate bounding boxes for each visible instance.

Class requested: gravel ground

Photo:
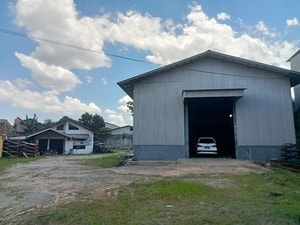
[0,155,268,224]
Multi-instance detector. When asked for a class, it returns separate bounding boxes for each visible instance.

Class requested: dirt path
[0,155,268,224]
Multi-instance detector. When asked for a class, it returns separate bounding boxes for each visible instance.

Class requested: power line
[0,28,288,81]
[0,28,160,65]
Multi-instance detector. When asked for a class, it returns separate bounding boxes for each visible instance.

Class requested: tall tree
[21,114,43,134]
[43,119,56,128]
[78,112,110,142]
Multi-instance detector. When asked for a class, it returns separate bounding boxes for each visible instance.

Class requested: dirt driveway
[0,155,268,224]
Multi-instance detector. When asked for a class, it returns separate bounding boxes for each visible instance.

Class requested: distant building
[0,119,14,137]
[105,122,119,130]
[13,117,25,136]
[27,117,94,155]
[105,123,133,149]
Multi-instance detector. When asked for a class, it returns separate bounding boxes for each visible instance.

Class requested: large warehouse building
[118,50,300,162]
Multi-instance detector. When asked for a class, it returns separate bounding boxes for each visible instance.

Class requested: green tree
[78,112,110,142]
[127,101,134,116]
[21,114,43,134]
[43,119,56,128]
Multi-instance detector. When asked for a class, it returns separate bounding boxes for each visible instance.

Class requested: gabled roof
[110,125,133,131]
[118,50,300,98]
[0,119,11,124]
[54,116,93,131]
[287,49,300,62]
[27,128,72,139]
[105,122,119,129]
[27,128,91,139]
[26,116,94,138]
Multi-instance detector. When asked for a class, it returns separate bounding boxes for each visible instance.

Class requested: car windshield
[198,138,215,143]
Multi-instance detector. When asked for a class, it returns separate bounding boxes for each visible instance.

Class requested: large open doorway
[186,97,236,158]
[49,139,64,155]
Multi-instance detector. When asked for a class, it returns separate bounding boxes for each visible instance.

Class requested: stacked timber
[2,139,38,157]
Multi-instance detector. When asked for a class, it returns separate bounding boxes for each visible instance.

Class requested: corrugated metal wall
[133,57,296,160]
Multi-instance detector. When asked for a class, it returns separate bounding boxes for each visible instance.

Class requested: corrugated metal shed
[118,50,300,162]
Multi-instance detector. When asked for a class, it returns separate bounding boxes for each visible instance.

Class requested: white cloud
[85,75,93,83]
[0,80,100,116]
[105,109,125,126]
[8,0,300,123]
[15,52,81,92]
[117,95,133,124]
[217,12,230,21]
[104,95,133,126]
[105,109,116,115]
[118,95,132,104]
[256,21,268,33]
[118,104,128,113]
[101,78,108,86]
[13,0,111,70]
[286,17,299,27]
[13,0,298,71]
[255,21,277,38]
[14,78,34,89]
[103,4,296,68]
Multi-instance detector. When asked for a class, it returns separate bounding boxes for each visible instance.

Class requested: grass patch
[23,168,300,225]
[81,154,122,168]
[0,157,37,174]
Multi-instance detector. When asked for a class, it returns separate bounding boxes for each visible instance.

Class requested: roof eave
[287,50,300,62]
[118,50,300,96]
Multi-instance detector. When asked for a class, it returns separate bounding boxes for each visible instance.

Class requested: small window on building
[68,124,79,130]
[57,125,64,130]
[130,127,133,131]
[73,139,86,149]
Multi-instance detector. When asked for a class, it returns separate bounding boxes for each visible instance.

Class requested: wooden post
[35,140,39,157]
[0,136,3,158]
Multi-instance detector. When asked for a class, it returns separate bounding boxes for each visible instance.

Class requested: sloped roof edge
[110,125,133,131]
[287,49,300,62]
[27,128,72,139]
[118,50,300,98]
[54,116,94,132]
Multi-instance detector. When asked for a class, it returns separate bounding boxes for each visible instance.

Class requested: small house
[27,117,94,155]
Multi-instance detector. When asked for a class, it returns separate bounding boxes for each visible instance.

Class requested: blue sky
[0,0,299,126]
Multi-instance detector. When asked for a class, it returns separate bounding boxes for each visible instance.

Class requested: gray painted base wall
[134,145,185,160]
[134,145,282,162]
[236,146,282,162]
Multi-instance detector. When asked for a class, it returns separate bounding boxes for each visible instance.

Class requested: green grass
[80,154,122,168]
[0,157,37,174]
[23,168,300,225]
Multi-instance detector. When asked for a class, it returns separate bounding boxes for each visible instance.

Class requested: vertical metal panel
[289,52,300,71]
[133,57,296,151]
[235,77,295,145]
[134,80,184,145]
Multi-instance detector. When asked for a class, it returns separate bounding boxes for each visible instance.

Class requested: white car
[197,137,218,154]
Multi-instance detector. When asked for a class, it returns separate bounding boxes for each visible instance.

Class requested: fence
[281,143,300,170]
[2,139,39,157]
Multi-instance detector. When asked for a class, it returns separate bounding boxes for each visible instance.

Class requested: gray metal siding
[134,80,184,145]
[133,57,296,160]
[235,78,295,145]
[290,53,300,71]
